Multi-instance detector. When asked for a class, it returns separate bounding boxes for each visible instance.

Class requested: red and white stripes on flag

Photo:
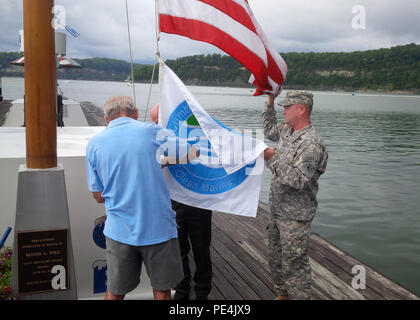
[158,0,287,96]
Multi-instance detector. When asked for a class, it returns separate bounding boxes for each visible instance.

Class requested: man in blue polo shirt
[86,96,192,300]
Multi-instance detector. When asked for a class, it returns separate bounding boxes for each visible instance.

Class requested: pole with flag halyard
[154,0,268,217]
[11,0,77,299]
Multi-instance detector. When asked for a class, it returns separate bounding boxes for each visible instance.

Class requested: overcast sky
[1,0,419,63]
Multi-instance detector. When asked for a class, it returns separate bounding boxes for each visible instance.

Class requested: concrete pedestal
[11,164,77,299]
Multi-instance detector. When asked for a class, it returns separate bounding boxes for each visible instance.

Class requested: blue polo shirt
[86,117,185,246]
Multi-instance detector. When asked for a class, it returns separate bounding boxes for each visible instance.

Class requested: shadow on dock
[203,202,419,300]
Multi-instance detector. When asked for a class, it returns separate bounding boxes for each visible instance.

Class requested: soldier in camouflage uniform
[262,91,328,300]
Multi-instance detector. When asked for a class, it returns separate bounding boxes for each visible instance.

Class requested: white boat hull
[0,127,154,299]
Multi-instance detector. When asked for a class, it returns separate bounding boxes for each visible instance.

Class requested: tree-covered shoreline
[1,43,419,93]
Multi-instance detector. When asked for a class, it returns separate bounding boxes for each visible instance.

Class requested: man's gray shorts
[105,237,184,295]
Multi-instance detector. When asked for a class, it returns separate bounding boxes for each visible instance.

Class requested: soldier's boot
[274,294,289,300]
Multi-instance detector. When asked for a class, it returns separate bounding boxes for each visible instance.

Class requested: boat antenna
[144,0,160,122]
[124,0,137,107]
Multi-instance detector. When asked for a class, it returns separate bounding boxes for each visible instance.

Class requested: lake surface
[2,77,420,296]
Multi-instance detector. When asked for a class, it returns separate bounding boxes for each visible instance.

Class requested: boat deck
[201,202,419,300]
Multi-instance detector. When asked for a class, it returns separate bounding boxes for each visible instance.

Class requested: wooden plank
[182,212,274,300]
[210,232,262,300]
[215,209,364,300]
[311,271,349,300]
[232,209,269,235]
[212,213,247,241]
[311,286,331,300]
[309,239,397,300]
[180,250,225,300]
[310,234,419,300]
[212,212,256,242]
[212,225,276,297]
[256,202,271,223]
[212,214,268,270]
[312,234,419,299]
[241,235,270,262]
[234,205,270,233]
[257,203,419,300]
[211,227,274,300]
[232,238,364,300]
[309,246,383,300]
[210,203,418,300]
[215,212,268,255]
[210,252,247,300]
[238,238,335,300]
[234,238,363,300]
[215,210,266,236]
[208,283,225,300]
[80,101,106,126]
[237,240,268,268]
[310,259,366,300]
[236,218,266,240]
[213,213,268,261]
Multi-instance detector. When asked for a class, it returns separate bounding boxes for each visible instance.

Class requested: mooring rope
[124,0,161,121]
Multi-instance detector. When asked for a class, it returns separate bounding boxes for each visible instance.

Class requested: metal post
[0,66,3,102]
[57,94,64,127]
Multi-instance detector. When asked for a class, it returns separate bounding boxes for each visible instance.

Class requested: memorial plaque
[17,229,69,295]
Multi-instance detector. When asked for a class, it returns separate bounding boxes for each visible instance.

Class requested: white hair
[103,96,137,120]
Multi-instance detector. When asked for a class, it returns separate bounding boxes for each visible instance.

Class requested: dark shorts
[105,237,184,295]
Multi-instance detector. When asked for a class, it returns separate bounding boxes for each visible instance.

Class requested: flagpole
[155,0,160,56]
[143,0,161,121]
[12,0,78,300]
[124,0,137,107]
[23,0,57,168]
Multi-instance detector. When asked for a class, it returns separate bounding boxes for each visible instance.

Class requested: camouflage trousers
[267,214,312,300]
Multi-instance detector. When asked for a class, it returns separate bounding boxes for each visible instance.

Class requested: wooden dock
[200,202,419,300]
[0,100,106,128]
[79,101,107,126]
[0,100,12,127]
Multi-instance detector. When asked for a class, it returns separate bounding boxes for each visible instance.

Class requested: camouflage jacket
[262,103,328,221]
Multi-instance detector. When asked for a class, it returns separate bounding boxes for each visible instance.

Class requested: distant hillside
[1,43,419,92]
[282,43,420,92]
[0,52,22,77]
[0,54,132,81]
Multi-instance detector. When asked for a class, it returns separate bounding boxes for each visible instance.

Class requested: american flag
[158,0,287,96]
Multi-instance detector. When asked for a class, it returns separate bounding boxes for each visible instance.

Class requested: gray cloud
[0,0,418,62]
[1,0,23,52]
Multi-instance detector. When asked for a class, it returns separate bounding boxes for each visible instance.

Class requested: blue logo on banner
[166,101,255,195]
